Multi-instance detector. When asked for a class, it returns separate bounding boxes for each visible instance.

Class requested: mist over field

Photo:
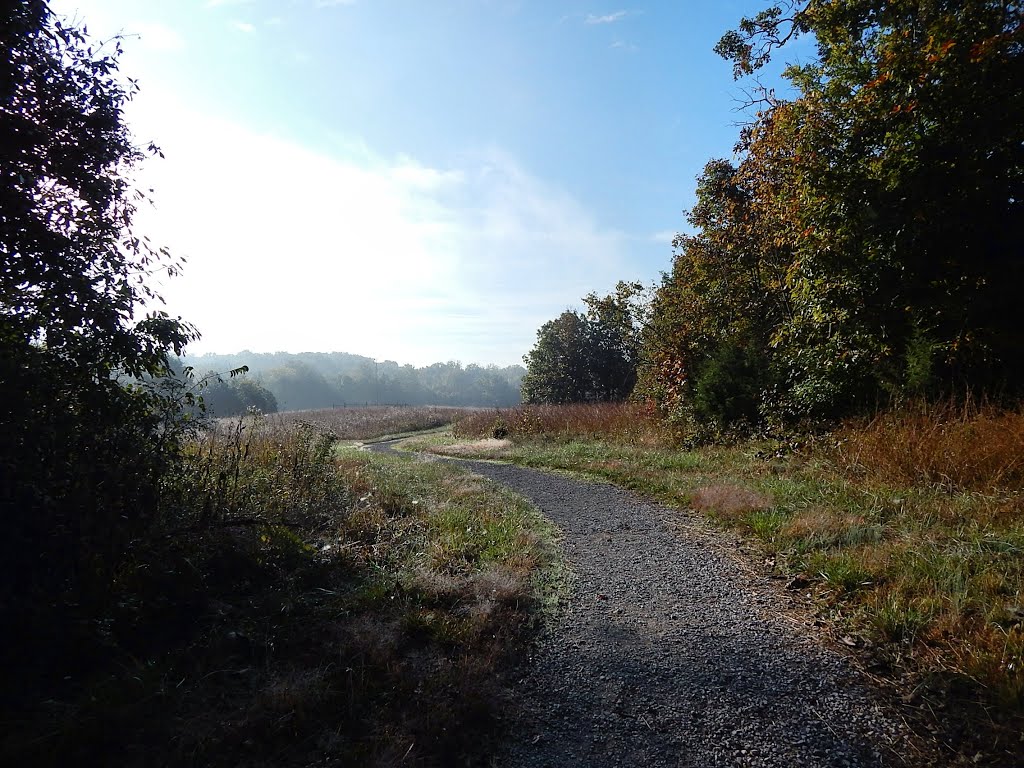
[179,350,525,413]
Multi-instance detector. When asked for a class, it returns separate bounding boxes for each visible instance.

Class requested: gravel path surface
[367,444,938,767]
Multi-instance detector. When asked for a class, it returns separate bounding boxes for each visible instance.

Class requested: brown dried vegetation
[831,399,1024,495]
[454,401,667,445]
[689,484,773,520]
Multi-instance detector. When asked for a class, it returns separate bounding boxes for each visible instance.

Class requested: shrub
[691,343,769,433]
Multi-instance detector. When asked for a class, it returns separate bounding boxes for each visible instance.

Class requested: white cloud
[206,0,255,8]
[585,10,628,24]
[231,20,256,33]
[610,40,639,52]
[314,0,357,7]
[125,93,633,365]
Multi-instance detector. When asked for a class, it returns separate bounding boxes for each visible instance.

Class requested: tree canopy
[521,282,645,404]
[1,1,196,607]
[640,0,1024,428]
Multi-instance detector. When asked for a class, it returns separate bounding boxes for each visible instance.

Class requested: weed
[807,551,876,594]
[748,510,788,542]
[872,591,934,644]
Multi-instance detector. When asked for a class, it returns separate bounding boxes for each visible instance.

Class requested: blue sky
[51,0,801,366]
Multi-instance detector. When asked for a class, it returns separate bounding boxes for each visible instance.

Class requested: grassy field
[4,407,557,767]
[408,401,1024,750]
[226,404,482,441]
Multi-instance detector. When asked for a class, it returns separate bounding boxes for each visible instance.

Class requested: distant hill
[178,351,525,412]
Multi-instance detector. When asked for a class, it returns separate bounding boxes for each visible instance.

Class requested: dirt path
[367,443,940,767]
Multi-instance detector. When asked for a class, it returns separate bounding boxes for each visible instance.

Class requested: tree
[521,311,595,404]
[722,0,1024,405]
[263,360,341,411]
[233,377,278,413]
[196,372,278,416]
[582,281,646,401]
[0,2,196,614]
[637,158,788,429]
[644,0,1024,429]
[522,285,647,405]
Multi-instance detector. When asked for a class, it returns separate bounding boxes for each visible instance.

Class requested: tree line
[178,352,524,414]
[522,0,1023,436]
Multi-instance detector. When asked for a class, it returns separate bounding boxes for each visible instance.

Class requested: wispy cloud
[585,10,628,25]
[231,20,256,33]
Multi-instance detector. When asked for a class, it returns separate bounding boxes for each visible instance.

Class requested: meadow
[226,404,481,440]
[415,400,1024,743]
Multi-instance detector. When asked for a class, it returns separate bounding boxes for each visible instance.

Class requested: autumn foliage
[640,0,1024,429]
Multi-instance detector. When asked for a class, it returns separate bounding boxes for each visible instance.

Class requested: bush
[691,343,768,433]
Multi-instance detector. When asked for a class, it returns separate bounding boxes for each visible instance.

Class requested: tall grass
[454,401,668,444]
[269,404,479,440]
[168,415,347,530]
[831,399,1024,494]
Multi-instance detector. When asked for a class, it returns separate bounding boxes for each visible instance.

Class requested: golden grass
[454,401,668,445]
[248,404,479,441]
[431,437,513,458]
[831,399,1024,494]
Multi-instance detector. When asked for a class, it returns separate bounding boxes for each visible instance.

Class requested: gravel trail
[367,444,937,767]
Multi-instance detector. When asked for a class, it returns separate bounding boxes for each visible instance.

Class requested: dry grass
[176,415,346,528]
[454,402,669,444]
[430,437,512,458]
[831,399,1024,494]
[250,404,479,441]
[780,508,884,549]
[689,484,773,520]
